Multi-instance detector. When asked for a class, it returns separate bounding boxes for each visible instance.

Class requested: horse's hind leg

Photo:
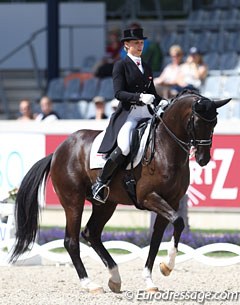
[63,198,104,293]
[81,202,121,293]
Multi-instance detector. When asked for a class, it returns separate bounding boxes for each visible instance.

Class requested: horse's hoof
[90,287,105,294]
[108,279,121,293]
[146,287,159,293]
[160,262,172,276]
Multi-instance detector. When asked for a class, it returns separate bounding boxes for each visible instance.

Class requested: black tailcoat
[98,56,162,154]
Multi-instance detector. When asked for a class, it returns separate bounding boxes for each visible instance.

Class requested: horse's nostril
[198,156,210,167]
[199,159,205,167]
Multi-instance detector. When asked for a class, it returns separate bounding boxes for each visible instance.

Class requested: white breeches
[117,105,152,156]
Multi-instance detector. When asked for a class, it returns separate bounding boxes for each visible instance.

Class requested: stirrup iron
[93,184,110,204]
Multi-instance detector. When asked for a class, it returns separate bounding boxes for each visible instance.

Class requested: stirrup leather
[93,183,110,204]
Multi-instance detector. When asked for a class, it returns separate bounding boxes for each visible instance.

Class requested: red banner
[45,135,67,205]
[45,134,240,208]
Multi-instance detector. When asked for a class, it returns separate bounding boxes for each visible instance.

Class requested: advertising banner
[188,135,239,208]
[1,130,239,208]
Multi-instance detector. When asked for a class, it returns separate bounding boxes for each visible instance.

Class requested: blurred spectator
[94,55,114,78]
[35,96,60,122]
[89,96,108,120]
[17,99,35,121]
[153,44,184,98]
[106,29,122,62]
[171,47,208,95]
[93,29,121,78]
[120,22,163,73]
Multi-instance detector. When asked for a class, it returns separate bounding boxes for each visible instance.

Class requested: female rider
[92,27,168,204]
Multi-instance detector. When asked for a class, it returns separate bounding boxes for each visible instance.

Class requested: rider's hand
[139,93,155,105]
[159,99,169,110]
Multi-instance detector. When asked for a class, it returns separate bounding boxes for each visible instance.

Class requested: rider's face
[125,40,144,57]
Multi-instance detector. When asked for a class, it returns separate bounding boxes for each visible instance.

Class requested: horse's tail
[10,153,53,262]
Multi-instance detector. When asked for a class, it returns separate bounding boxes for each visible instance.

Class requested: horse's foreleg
[63,203,103,293]
[143,214,169,291]
[144,192,185,277]
[81,202,121,293]
[160,216,185,276]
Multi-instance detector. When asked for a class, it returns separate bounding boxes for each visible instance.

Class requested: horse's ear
[213,98,231,108]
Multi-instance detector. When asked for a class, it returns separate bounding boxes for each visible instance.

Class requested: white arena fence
[0,204,240,267]
[1,239,240,267]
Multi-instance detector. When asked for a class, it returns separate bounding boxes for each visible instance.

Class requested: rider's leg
[92,118,136,204]
[117,119,136,156]
[92,106,151,204]
[92,147,126,204]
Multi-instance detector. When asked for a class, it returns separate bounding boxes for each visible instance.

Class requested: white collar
[127,54,142,64]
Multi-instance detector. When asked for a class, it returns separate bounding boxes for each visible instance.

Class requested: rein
[158,115,190,154]
[142,114,157,165]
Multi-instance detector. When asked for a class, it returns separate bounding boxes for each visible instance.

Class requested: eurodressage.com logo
[123,290,240,303]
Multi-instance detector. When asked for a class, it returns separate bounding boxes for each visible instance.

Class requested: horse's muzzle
[195,150,211,167]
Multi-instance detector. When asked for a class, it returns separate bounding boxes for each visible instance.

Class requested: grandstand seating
[79,77,100,102]
[46,1,240,120]
[63,78,82,102]
[97,77,114,101]
[200,75,223,100]
[222,75,240,100]
[46,78,65,102]
[48,75,116,119]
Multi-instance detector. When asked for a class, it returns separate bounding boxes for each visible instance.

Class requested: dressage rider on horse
[92,27,168,204]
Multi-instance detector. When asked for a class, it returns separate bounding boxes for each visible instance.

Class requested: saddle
[90,120,152,170]
[89,116,158,209]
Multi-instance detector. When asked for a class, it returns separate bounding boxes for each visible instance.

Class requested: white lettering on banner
[190,160,216,185]
[6,151,23,188]
[0,133,45,200]
[211,149,238,199]
[187,185,206,207]
[204,161,216,185]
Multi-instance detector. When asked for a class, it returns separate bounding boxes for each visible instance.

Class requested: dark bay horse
[10,91,230,293]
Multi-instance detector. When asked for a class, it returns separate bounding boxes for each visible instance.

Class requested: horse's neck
[161,105,190,142]
[156,103,191,162]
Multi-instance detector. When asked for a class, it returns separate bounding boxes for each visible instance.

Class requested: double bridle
[188,108,216,148]
[157,103,217,155]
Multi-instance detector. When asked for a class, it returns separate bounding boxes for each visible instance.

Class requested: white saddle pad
[90,122,151,170]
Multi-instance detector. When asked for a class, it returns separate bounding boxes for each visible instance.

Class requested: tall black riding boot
[92,147,126,204]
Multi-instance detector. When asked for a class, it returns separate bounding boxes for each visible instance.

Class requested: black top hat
[120,28,147,42]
